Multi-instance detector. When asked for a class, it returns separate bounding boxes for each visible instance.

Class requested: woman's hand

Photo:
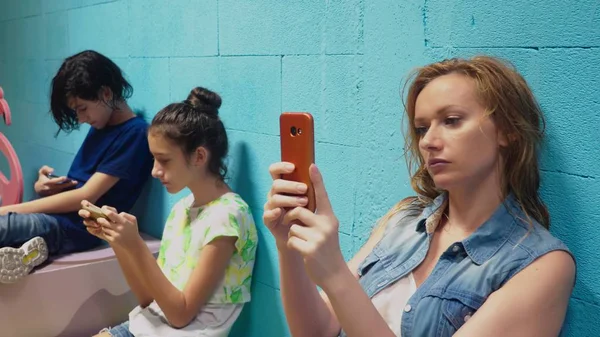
[263,162,309,247]
[264,163,346,290]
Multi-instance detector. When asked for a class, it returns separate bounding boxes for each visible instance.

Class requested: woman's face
[414,73,507,192]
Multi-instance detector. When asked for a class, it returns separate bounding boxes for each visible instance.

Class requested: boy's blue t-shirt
[50,116,154,251]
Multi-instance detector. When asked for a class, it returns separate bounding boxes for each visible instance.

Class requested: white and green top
[156,192,258,304]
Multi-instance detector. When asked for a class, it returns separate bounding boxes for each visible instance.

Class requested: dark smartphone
[279,112,316,212]
[46,173,74,185]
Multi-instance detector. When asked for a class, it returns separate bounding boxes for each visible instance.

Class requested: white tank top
[371,273,417,336]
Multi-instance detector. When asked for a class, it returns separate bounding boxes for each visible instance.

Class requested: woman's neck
[444,170,504,235]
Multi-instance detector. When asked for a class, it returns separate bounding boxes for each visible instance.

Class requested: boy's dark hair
[150,87,228,180]
[50,50,133,133]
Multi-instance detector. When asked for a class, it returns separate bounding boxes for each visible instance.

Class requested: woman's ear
[498,130,516,147]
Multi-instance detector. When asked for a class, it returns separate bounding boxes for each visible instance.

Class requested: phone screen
[46,173,73,184]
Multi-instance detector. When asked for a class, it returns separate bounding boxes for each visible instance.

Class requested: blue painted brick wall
[0,1,598,336]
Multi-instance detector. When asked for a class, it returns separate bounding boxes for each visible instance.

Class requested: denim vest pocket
[357,247,391,299]
[438,289,485,331]
[357,249,381,277]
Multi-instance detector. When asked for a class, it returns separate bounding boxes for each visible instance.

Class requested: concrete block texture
[0,0,597,336]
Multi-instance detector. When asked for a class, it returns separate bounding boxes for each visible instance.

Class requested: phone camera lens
[290,126,297,136]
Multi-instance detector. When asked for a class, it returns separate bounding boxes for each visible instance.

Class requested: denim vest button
[464,314,472,322]
[452,245,460,253]
[404,304,412,313]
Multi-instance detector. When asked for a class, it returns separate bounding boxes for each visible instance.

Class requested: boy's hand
[35,165,77,196]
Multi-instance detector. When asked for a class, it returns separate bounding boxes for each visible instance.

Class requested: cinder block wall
[0,1,597,336]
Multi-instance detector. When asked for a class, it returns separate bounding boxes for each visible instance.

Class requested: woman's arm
[268,163,395,337]
[278,213,389,337]
[277,245,339,337]
[320,265,396,337]
[453,250,575,337]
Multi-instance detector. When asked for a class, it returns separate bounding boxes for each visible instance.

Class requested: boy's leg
[0,213,65,283]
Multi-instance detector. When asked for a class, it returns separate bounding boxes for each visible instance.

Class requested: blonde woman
[264,56,575,337]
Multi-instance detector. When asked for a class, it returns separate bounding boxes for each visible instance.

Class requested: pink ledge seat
[0,233,161,337]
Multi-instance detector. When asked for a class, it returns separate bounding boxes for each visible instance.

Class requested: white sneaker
[0,236,48,284]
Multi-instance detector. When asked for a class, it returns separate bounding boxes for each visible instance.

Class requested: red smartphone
[279,112,316,212]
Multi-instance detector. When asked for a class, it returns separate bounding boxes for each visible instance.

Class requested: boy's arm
[0,173,119,215]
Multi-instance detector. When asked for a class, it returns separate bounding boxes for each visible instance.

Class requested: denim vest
[340,193,572,337]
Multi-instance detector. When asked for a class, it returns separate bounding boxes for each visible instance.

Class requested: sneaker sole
[0,237,48,284]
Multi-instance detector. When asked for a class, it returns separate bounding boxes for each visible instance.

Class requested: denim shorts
[100,321,133,337]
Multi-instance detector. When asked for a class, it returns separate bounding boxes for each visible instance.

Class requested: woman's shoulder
[376,196,427,233]
[362,196,427,248]
[509,217,572,259]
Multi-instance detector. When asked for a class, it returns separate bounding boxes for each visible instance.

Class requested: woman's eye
[415,126,428,136]
[445,117,461,126]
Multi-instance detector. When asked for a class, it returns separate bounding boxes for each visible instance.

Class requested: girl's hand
[78,200,105,240]
[97,207,142,249]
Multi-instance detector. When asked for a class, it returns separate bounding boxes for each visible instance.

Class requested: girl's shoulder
[206,192,252,215]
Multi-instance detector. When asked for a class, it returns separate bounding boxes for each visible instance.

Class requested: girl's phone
[82,203,109,221]
[279,112,316,212]
[46,173,74,185]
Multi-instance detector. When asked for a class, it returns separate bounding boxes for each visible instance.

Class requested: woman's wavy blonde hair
[379,55,549,231]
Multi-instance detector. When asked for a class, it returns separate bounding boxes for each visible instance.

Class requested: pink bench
[0,85,23,206]
[0,233,161,337]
